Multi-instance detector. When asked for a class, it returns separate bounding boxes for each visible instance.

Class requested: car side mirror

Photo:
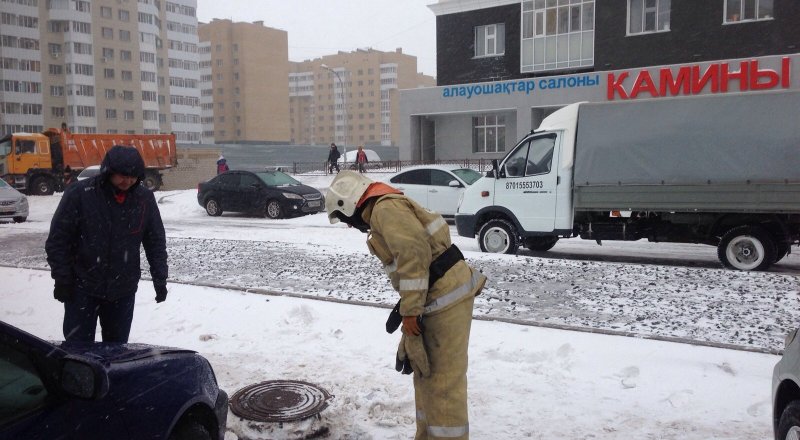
[61,356,109,400]
[448,180,461,188]
[488,159,501,179]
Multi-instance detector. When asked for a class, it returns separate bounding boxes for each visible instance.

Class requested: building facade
[399,0,800,161]
[198,19,289,144]
[0,0,202,141]
[289,48,435,147]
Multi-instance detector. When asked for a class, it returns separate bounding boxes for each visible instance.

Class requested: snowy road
[1,186,799,353]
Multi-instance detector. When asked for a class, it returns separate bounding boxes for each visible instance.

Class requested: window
[51,107,65,117]
[475,24,505,57]
[103,68,114,79]
[628,0,670,34]
[105,109,117,119]
[725,0,773,23]
[0,341,49,424]
[100,6,112,18]
[102,48,114,60]
[124,110,135,120]
[105,88,115,99]
[504,135,556,178]
[50,85,64,96]
[48,64,63,75]
[119,9,130,21]
[472,114,506,154]
[120,50,132,61]
[521,0,594,72]
[121,70,132,81]
[119,30,131,41]
[101,27,113,39]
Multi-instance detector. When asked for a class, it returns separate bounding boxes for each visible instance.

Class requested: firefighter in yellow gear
[326,171,486,439]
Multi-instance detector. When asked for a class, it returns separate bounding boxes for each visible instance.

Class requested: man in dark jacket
[327,143,341,174]
[46,145,168,343]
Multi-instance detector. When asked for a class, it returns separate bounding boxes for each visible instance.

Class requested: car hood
[56,341,196,364]
[276,184,321,197]
[0,186,24,201]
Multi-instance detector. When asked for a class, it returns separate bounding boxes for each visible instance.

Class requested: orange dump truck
[0,129,177,195]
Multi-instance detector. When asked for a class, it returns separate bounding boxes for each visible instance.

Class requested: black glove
[154,281,168,303]
[53,283,73,303]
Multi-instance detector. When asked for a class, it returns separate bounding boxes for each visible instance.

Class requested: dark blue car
[0,320,227,440]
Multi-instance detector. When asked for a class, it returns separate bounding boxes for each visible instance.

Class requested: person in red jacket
[355,145,368,173]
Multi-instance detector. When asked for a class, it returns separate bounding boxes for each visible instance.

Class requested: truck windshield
[0,136,10,159]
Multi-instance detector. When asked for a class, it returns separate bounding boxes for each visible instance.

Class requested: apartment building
[289,48,435,147]
[198,19,289,144]
[398,0,800,161]
[0,0,201,141]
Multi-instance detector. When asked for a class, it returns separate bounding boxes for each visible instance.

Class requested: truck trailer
[0,128,177,195]
[455,90,800,271]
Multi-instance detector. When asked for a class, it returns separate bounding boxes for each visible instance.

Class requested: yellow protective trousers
[413,294,475,440]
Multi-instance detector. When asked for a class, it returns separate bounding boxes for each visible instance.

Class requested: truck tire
[142,172,161,191]
[478,219,519,254]
[524,236,559,252]
[717,225,776,271]
[30,177,55,196]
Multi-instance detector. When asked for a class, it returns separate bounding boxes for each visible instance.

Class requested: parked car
[383,165,482,217]
[774,327,800,440]
[197,170,324,219]
[0,320,228,440]
[76,165,101,181]
[0,178,28,223]
[337,149,382,170]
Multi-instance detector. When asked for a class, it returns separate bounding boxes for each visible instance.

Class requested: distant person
[62,165,74,187]
[328,143,341,174]
[355,145,368,173]
[217,154,229,174]
[45,145,168,343]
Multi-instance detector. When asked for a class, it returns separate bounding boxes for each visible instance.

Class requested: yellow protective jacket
[361,194,485,317]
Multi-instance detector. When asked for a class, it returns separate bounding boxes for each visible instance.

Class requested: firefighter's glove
[53,282,73,303]
[395,336,414,375]
[154,281,168,303]
[396,334,431,378]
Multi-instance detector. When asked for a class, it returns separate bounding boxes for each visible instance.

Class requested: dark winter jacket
[327,147,341,163]
[45,146,168,301]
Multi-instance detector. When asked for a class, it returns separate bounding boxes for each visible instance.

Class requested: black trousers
[63,290,136,342]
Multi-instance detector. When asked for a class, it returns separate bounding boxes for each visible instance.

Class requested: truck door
[496,133,559,233]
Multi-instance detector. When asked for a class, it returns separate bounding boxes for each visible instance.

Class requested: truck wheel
[142,172,161,191]
[717,225,776,271]
[31,177,55,196]
[524,236,559,252]
[204,198,222,216]
[478,219,519,254]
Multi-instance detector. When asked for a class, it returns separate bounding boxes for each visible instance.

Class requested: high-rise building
[0,0,202,140]
[289,48,435,147]
[198,19,289,144]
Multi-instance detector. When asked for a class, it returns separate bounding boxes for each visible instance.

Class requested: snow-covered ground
[0,173,798,439]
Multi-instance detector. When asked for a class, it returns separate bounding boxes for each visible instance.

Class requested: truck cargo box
[572,91,800,212]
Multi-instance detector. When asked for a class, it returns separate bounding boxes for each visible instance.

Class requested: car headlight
[786,328,798,349]
[19,197,28,207]
[282,192,303,200]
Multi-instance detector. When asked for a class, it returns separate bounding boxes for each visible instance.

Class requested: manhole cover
[230,380,333,423]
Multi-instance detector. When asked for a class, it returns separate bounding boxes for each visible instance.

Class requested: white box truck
[455,90,800,271]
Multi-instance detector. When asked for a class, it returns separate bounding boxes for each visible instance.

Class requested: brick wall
[160,148,221,191]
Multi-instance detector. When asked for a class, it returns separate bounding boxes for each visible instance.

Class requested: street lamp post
[321,64,347,168]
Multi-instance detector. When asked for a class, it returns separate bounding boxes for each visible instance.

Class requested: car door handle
[429,189,438,193]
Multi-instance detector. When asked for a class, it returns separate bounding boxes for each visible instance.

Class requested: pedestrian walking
[325,171,486,440]
[217,154,229,174]
[45,145,169,343]
[328,143,341,174]
[355,145,368,173]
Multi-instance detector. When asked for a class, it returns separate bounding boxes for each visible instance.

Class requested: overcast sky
[195,0,438,77]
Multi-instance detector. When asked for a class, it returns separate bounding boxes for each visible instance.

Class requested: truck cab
[0,133,56,194]
[455,104,580,253]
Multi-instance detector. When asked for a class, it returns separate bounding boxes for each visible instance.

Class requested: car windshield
[256,171,301,187]
[78,167,100,178]
[451,168,482,185]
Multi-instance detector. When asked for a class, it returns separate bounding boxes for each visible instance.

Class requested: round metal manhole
[230,380,333,423]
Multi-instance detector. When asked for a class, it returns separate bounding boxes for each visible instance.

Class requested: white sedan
[383,165,482,217]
